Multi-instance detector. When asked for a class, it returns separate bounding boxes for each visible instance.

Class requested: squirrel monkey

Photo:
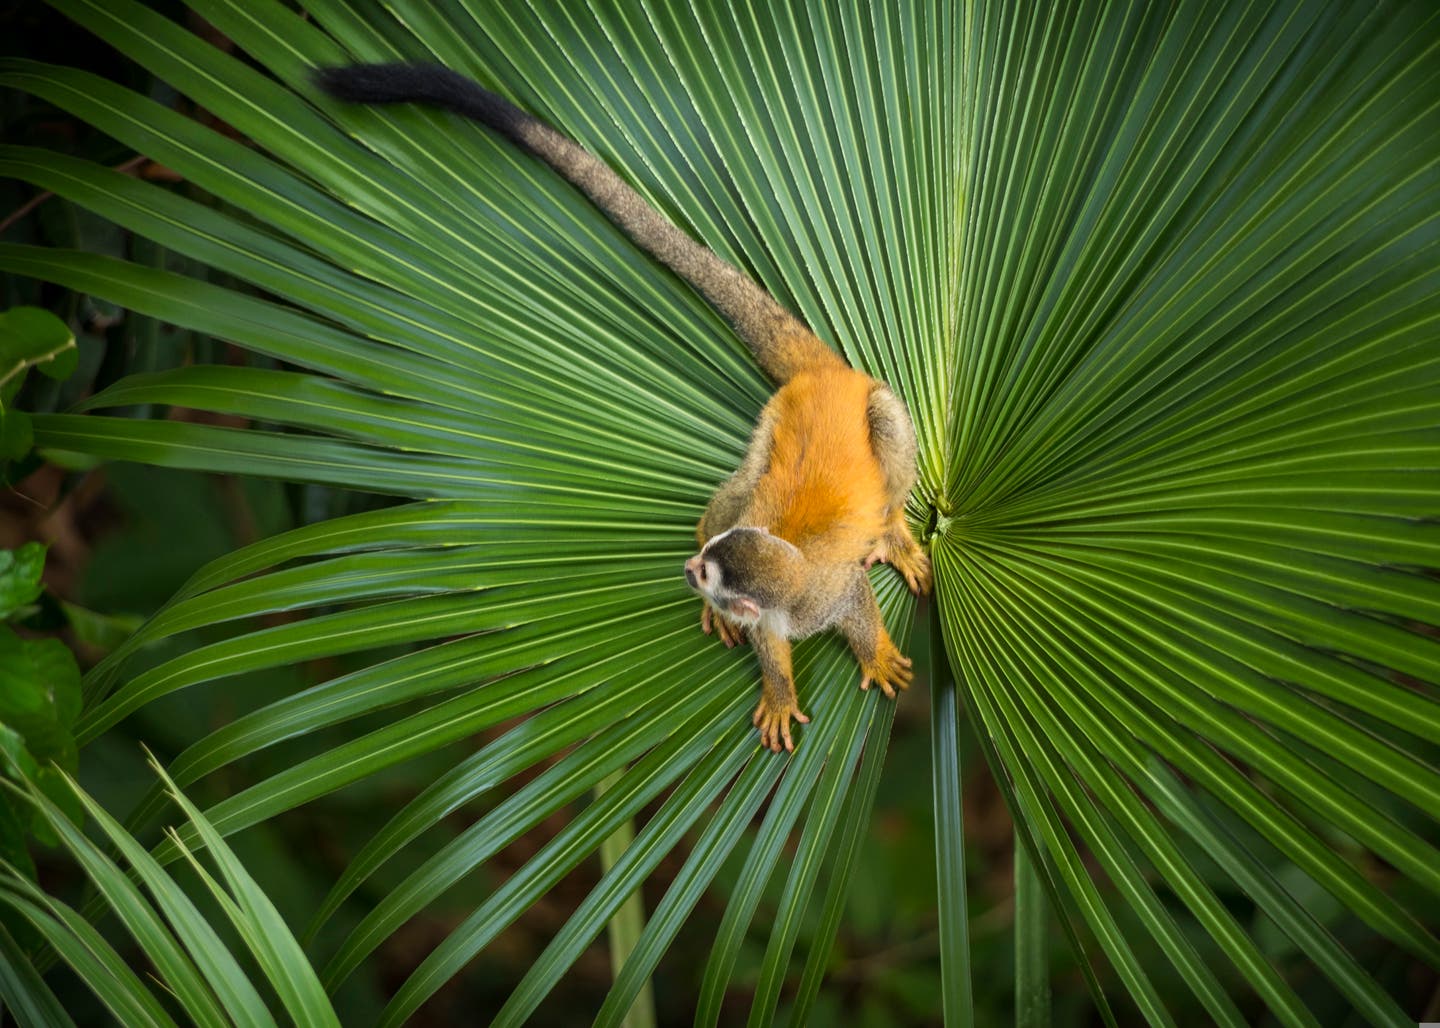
[316,64,932,753]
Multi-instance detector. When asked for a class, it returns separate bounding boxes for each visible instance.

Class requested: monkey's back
[750,368,889,558]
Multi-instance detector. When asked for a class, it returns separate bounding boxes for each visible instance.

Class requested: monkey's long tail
[314,63,842,384]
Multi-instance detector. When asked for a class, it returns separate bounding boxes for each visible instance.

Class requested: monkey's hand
[753,694,809,753]
[701,601,746,648]
[859,639,913,699]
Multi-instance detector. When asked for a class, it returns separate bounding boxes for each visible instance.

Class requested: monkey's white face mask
[683,546,759,624]
[683,526,801,627]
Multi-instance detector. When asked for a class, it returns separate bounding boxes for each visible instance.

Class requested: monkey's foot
[753,696,809,753]
[859,641,913,699]
[701,602,746,648]
[890,542,933,596]
[865,536,932,596]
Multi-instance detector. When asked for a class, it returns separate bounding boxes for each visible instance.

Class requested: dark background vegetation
[1,2,1433,1024]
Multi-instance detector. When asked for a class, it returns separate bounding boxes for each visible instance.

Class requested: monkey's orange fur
[685,351,929,751]
[750,368,889,557]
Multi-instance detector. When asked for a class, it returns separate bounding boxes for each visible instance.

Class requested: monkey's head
[683,526,801,626]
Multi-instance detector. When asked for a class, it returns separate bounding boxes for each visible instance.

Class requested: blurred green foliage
[0,540,82,885]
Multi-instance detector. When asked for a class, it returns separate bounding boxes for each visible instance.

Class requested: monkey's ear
[727,597,761,620]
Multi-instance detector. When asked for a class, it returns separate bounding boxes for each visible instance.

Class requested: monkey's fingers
[753,702,780,750]
[702,604,745,647]
[778,709,810,752]
[752,701,808,752]
[719,615,746,648]
[860,674,896,700]
[761,716,783,753]
[860,654,913,699]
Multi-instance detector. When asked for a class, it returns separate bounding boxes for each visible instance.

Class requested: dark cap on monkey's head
[689,527,802,609]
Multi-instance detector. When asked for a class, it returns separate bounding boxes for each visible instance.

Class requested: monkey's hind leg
[865,385,932,595]
[750,630,809,752]
[866,511,932,596]
[839,575,913,699]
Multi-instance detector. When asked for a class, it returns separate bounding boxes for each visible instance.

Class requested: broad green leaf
[0,629,80,769]
[0,543,46,621]
[0,405,33,463]
[0,307,75,387]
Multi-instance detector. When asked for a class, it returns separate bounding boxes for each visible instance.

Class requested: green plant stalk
[1014,832,1050,1028]
[595,770,656,1028]
[930,600,974,1026]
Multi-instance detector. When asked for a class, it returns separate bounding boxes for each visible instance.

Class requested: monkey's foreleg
[750,630,808,752]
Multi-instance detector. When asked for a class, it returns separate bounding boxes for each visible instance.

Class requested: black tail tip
[311,64,376,102]
[311,62,459,104]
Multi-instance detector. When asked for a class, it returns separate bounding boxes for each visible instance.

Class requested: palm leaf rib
[0,0,1435,1024]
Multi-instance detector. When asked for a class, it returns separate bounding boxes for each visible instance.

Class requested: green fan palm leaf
[1,0,1436,1023]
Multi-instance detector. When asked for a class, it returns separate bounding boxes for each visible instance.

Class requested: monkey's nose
[683,555,702,589]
